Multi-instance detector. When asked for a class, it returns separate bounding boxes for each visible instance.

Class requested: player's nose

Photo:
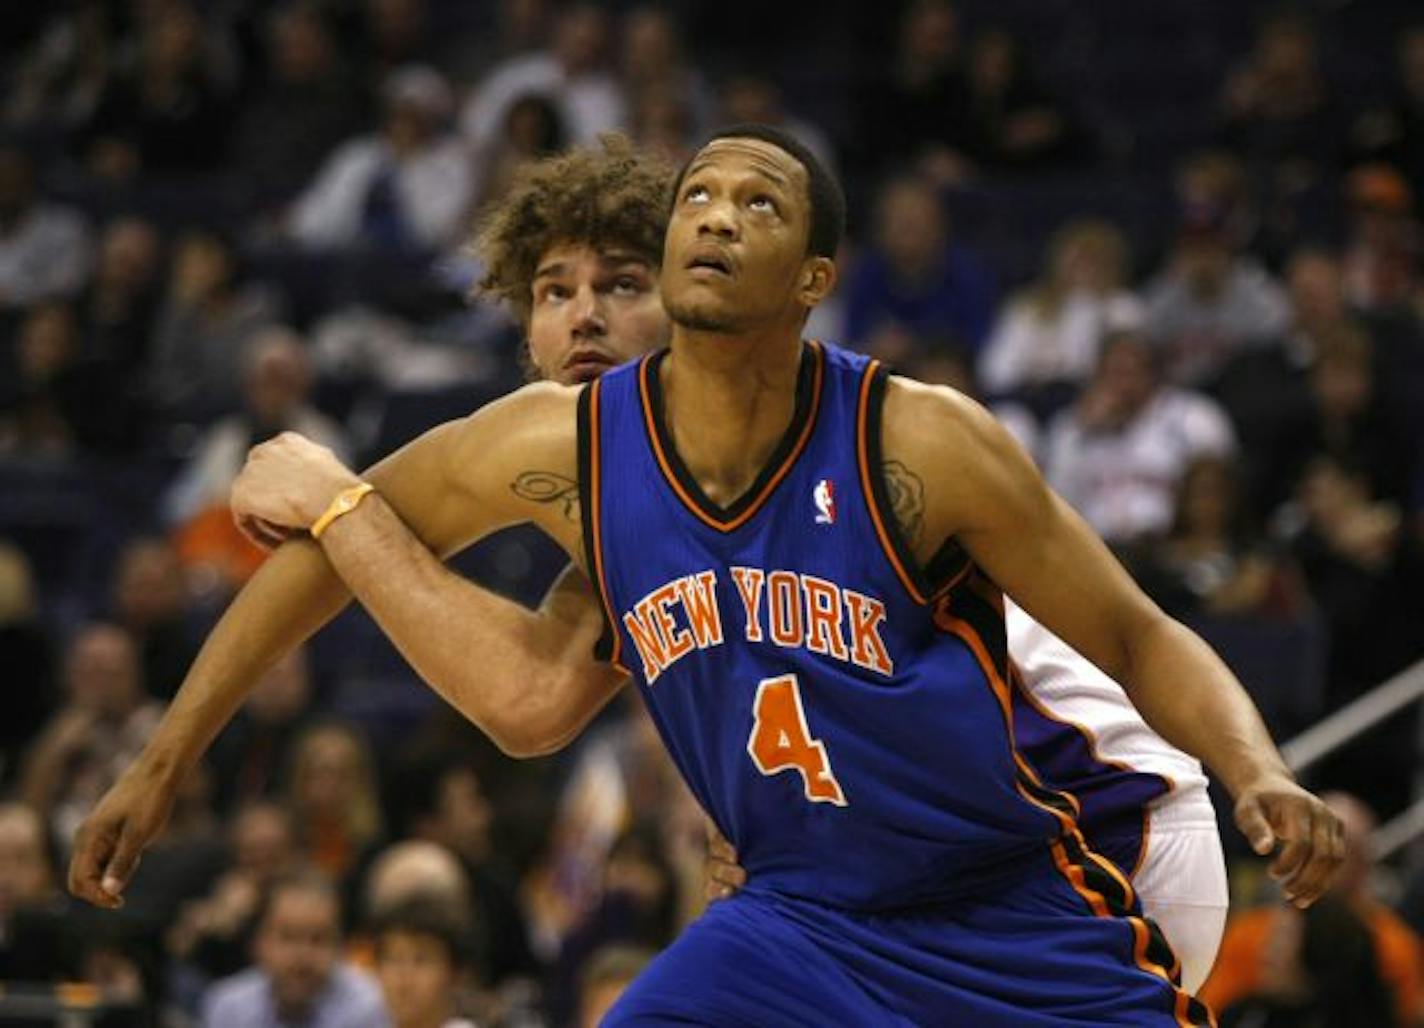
[568,285,606,338]
[696,199,738,241]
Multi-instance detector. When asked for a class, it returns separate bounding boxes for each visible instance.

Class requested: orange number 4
[747,674,847,806]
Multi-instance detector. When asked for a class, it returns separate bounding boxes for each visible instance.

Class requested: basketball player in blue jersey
[216,126,1342,1023]
[69,130,1332,1019]
[75,139,1224,995]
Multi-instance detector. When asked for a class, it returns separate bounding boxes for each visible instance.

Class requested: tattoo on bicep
[882,460,925,549]
[511,471,580,522]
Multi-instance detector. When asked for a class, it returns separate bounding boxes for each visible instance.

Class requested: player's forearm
[1121,614,1291,797]
[142,540,354,779]
[315,493,609,756]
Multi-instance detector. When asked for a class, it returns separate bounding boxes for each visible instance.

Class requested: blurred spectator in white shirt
[19,624,161,862]
[1046,330,1237,544]
[460,3,625,153]
[290,64,474,254]
[0,146,91,309]
[1143,200,1290,388]
[980,219,1143,398]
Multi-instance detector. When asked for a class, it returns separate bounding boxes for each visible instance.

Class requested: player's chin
[666,297,744,334]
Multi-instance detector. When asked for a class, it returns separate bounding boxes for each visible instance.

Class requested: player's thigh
[1132,824,1229,992]
[601,892,890,1027]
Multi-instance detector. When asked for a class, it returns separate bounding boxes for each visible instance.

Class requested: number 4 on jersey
[747,674,847,806]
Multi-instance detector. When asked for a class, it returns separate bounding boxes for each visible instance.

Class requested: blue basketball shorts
[602,847,1213,1026]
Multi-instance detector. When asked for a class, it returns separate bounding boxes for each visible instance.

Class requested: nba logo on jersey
[814,478,836,524]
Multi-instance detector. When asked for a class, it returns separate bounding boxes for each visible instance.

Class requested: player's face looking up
[661,138,829,334]
[526,242,668,385]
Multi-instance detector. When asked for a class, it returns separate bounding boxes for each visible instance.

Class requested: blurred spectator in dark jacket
[4,1,112,132]
[979,218,1142,401]
[1134,455,1305,621]
[1264,321,1418,514]
[621,7,713,142]
[233,3,372,208]
[168,801,299,987]
[0,146,92,310]
[77,216,163,372]
[82,1,236,180]
[209,647,317,815]
[149,229,284,424]
[1211,247,1342,514]
[1143,198,1290,388]
[284,721,385,882]
[2,295,152,457]
[392,750,533,986]
[855,0,969,184]
[19,622,160,861]
[109,537,201,701]
[0,300,85,456]
[0,543,54,785]
[718,73,836,181]
[1220,10,1342,188]
[958,28,1081,174]
[1350,24,1424,205]
[844,175,995,354]
[547,827,679,1028]
[1283,455,1424,715]
[1281,455,1424,746]
[0,801,81,983]
[289,64,473,254]
[1340,163,1420,318]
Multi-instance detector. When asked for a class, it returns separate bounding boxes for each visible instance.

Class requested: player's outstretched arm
[228,383,624,759]
[70,385,619,910]
[883,377,1345,908]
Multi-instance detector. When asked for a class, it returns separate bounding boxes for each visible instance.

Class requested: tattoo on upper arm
[511,471,580,522]
[882,460,925,549]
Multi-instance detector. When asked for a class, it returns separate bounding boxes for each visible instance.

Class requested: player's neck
[662,326,804,509]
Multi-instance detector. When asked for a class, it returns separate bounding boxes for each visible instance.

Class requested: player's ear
[797,256,837,309]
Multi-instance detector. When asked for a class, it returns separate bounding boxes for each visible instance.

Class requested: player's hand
[68,756,181,909]
[1233,774,1345,908]
[231,432,363,533]
[704,820,746,903]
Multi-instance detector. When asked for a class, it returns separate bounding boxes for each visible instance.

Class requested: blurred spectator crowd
[1,0,1423,1024]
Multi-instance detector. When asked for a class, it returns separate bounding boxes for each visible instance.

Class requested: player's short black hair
[672,123,845,260]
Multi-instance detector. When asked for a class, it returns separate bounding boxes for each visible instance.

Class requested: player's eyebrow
[683,159,790,190]
[598,250,653,270]
[532,261,568,282]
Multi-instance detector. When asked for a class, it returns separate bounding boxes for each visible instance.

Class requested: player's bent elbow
[484,717,578,759]
[477,686,585,760]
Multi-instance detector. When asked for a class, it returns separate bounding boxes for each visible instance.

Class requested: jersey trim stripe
[637,341,825,533]
[856,361,927,603]
[857,365,975,606]
[1006,659,1172,879]
[935,601,1213,1026]
[578,380,630,675]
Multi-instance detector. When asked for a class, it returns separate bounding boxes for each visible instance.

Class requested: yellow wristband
[310,482,375,539]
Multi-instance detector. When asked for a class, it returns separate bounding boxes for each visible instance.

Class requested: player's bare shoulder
[879,374,1044,561]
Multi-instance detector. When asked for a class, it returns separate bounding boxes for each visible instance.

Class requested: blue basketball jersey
[582,341,1088,909]
[581,341,1213,1026]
